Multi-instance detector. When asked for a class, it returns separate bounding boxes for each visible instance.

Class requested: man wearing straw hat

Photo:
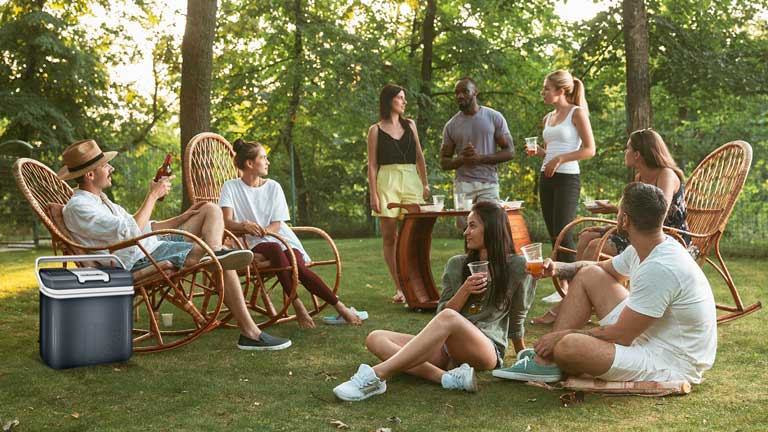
[59,139,292,351]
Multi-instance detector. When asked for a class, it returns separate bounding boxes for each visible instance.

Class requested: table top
[388,203,524,218]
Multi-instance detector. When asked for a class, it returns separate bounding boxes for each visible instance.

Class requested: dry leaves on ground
[329,419,349,429]
[2,419,19,431]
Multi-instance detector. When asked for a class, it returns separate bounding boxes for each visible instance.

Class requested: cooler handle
[35,254,127,273]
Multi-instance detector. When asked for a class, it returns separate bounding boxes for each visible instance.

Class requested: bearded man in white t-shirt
[494,182,717,383]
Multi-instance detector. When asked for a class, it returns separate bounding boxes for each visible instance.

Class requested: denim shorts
[131,240,195,271]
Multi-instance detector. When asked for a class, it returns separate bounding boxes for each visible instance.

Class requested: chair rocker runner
[550,140,761,323]
[183,132,342,328]
[14,158,226,352]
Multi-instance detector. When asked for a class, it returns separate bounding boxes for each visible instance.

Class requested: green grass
[0,239,766,431]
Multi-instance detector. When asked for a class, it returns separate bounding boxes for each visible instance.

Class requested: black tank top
[376,123,417,165]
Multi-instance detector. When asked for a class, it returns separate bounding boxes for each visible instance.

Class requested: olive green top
[437,254,536,357]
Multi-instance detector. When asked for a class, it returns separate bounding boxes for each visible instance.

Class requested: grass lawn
[0,238,766,431]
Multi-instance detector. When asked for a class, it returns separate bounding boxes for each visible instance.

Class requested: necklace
[379,122,411,162]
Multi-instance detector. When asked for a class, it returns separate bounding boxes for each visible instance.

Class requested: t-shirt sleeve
[441,122,456,151]
[626,262,677,318]
[218,181,234,209]
[492,110,511,141]
[611,245,635,276]
[269,182,291,222]
[437,255,466,313]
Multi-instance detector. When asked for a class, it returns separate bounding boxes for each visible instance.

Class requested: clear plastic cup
[525,137,538,156]
[521,242,544,275]
[161,313,174,327]
[467,260,490,314]
[433,195,445,210]
[454,192,466,210]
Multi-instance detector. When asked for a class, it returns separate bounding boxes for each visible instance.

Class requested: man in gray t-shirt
[440,77,514,202]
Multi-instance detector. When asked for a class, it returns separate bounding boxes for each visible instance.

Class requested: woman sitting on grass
[333,201,536,401]
[219,138,366,328]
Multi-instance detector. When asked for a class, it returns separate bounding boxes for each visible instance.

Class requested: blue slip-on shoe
[492,357,563,383]
[516,348,535,362]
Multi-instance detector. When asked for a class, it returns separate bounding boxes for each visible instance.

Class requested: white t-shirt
[63,189,161,270]
[611,236,717,383]
[218,178,310,263]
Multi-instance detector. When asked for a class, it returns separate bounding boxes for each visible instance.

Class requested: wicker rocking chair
[13,158,227,352]
[183,132,341,328]
[551,140,761,323]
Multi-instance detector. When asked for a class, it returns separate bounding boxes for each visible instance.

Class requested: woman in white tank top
[529,70,595,324]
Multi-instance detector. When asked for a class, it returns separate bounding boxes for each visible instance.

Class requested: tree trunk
[416,0,437,146]
[180,0,217,210]
[279,0,308,224]
[623,0,651,181]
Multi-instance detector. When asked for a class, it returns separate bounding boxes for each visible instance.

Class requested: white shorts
[453,180,500,202]
[596,299,687,382]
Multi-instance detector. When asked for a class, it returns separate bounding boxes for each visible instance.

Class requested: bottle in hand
[153,153,173,202]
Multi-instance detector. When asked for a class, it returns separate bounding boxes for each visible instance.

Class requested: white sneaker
[441,363,478,392]
[333,364,387,401]
[542,291,563,303]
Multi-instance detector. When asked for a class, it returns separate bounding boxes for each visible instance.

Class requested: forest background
[1,0,766,254]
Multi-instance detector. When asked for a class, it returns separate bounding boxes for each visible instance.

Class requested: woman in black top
[367,84,429,303]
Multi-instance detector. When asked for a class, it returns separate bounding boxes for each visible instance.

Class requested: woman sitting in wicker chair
[219,138,367,328]
[531,128,691,325]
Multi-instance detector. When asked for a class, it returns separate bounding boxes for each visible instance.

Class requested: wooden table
[388,203,532,309]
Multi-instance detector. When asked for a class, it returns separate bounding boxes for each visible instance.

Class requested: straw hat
[57,139,117,180]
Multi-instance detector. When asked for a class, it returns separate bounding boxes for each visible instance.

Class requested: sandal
[530,308,557,325]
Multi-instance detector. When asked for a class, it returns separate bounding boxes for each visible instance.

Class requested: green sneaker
[516,348,535,362]
[492,357,563,383]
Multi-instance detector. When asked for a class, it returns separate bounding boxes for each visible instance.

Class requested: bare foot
[530,308,557,325]
[391,292,405,303]
[297,312,316,329]
[338,307,363,326]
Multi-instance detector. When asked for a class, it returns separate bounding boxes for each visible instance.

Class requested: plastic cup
[467,260,490,314]
[468,260,491,280]
[454,192,466,210]
[525,137,538,156]
[464,198,474,211]
[521,242,544,275]
[433,195,445,211]
[161,313,174,327]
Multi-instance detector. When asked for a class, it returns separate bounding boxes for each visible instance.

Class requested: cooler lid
[38,266,134,299]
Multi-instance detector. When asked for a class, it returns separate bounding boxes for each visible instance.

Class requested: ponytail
[571,78,588,113]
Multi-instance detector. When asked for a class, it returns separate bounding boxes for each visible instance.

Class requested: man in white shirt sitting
[59,139,291,351]
[494,182,717,383]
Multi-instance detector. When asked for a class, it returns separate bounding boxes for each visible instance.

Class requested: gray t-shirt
[437,254,536,358]
[442,106,512,183]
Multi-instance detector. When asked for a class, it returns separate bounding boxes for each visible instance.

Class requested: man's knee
[573,264,605,285]
[553,333,584,365]
[201,202,222,218]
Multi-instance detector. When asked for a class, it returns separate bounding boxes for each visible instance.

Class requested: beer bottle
[153,153,173,201]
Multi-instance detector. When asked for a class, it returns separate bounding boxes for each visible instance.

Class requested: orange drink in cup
[521,243,544,276]
[525,137,538,156]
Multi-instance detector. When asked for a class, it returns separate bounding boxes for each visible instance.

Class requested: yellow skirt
[374,164,423,218]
